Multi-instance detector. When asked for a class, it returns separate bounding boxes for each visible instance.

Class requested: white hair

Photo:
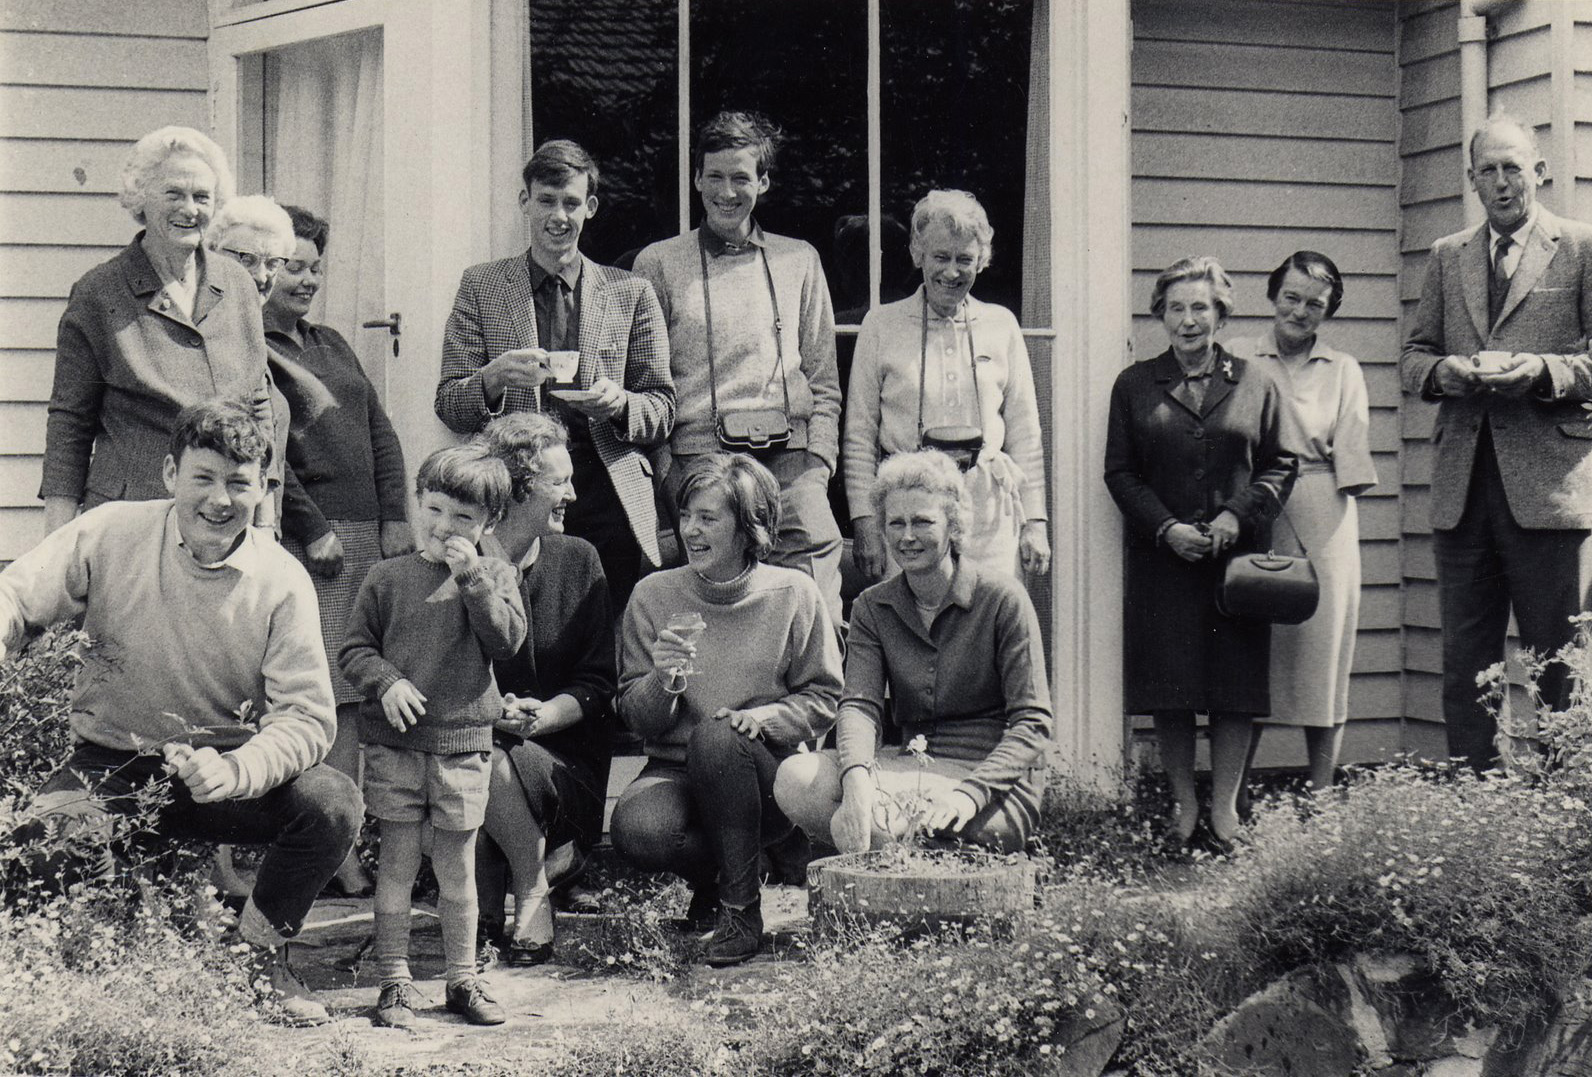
[118,126,235,223]
[209,195,295,257]
[908,189,994,273]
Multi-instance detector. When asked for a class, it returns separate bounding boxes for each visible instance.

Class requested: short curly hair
[168,398,272,471]
[209,195,296,258]
[871,450,972,557]
[281,204,330,255]
[478,411,569,504]
[119,126,235,224]
[908,189,994,274]
[1149,256,1235,322]
[678,452,782,563]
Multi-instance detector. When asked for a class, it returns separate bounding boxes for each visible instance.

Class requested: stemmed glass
[666,611,707,677]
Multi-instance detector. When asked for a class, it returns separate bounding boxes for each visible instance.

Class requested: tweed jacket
[434,253,675,565]
[1401,207,1592,530]
[41,236,271,505]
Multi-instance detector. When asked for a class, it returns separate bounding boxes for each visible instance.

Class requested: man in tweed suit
[435,140,674,608]
[1402,114,1592,772]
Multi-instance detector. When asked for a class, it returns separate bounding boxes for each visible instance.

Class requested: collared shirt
[1488,206,1536,278]
[700,221,768,258]
[833,562,1052,811]
[1230,330,1377,493]
[528,256,588,442]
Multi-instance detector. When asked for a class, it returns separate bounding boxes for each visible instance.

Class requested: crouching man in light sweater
[0,398,361,1027]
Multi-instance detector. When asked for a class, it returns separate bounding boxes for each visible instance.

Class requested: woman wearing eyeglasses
[40,126,274,534]
[262,204,412,896]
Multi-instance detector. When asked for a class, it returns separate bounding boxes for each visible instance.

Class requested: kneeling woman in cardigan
[612,453,842,967]
[774,449,1053,855]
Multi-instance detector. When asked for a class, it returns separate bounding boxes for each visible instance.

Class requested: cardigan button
[1194,468,1205,480]
[1193,427,1205,439]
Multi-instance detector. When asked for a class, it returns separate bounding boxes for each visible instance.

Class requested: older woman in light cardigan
[776,450,1053,855]
[844,189,1050,583]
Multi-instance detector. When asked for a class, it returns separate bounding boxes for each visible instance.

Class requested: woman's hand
[650,626,696,677]
[1207,510,1241,557]
[1164,522,1213,562]
[926,789,981,834]
[380,520,414,558]
[715,707,767,739]
[497,692,542,735]
[1019,520,1050,575]
[305,531,345,578]
[833,771,877,854]
[852,516,888,580]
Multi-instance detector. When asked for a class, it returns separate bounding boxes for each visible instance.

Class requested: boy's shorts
[363,744,491,831]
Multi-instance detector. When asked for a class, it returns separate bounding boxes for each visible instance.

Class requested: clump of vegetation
[559,877,696,982]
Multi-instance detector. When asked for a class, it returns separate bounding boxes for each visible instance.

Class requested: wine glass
[666,611,707,677]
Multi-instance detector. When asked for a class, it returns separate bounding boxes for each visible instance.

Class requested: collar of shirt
[874,558,978,618]
[701,221,768,257]
[912,283,986,325]
[1253,327,1334,364]
[168,505,262,572]
[1488,206,1536,271]
[529,256,582,294]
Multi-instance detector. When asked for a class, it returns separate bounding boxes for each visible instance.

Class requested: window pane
[881,0,1036,319]
[530,0,679,267]
[689,0,868,316]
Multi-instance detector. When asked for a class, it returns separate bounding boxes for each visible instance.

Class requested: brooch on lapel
[1221,360,1233,379]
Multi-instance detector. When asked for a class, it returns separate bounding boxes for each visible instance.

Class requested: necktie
[1488,234,1513,328]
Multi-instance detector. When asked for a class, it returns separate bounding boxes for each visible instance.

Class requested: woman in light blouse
[776,449,1053,855]
[844,189,1050,583]
[1230,252,1376,790]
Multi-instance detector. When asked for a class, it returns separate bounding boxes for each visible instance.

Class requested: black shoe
[506,939,554,967]
[675,886,718,934]
[704,901,762,967]
[445,978,506,1025]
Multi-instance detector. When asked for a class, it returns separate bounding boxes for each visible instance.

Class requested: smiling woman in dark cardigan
[474,411,615,966]
[1104,256,1296,848]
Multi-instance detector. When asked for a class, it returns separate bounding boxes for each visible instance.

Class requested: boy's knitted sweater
[340,551,526,754]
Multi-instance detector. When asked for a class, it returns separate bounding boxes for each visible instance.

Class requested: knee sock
[439,890,479,989]
[373,909,412,987]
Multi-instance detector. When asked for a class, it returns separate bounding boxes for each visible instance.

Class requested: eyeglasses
[283,260,324,276]
[222,249,287,272]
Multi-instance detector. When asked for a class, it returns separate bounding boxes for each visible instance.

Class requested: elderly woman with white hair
[843,189,1050,583]
[775,449,1053,857]
[41,126,273,533]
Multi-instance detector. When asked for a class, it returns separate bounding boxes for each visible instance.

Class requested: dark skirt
[498,734,609,853]
[1122,538,1270,715]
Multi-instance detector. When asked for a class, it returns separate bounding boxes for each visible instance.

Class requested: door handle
[362,312,402,358]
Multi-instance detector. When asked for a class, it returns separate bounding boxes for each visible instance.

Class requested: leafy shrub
[0,626,85,795]
[560,877,695,981]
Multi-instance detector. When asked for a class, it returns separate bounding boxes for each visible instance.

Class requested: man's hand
[381,679,427,731]
[716,707,767,739]
[833,771,876,854]
[1164,522,1213,562]
[305,531,345,578]
[1475,353,1547,397]
[561,376,628,422]
[442,535,479,576]
[1433,355,1480,397]
[852,517,887,580]
[1019,520,1050,575]
[480,348,551,404]
[164,744,239,804]
[380,521,414,558]
[925,789,981,834]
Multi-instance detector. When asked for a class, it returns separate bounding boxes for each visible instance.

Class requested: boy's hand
[382,679,427,731]
[169,745,239,803]
[442,536,479,576]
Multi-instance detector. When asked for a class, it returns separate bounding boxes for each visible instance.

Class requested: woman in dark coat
[1104,256,1295,846]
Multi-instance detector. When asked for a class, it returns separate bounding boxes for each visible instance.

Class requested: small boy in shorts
[340,442,526,1028]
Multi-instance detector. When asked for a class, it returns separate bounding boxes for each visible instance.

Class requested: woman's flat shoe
[506,939,554,967]
[553,882,601,914]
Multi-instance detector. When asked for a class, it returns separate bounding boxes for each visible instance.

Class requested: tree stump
[807,850,1037,937]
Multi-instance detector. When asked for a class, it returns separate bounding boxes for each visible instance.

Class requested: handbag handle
[1268,504,1308,559]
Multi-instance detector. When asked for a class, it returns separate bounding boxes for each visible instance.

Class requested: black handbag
[1215,508,1319,625]
[717,408,792,452]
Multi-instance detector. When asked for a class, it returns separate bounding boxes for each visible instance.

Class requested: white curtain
[264,29,387,395]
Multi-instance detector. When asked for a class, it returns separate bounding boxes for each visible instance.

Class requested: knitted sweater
[266,321,409,544]
[340,551,527,754]
[631,226,841,468]
[0,500,334,799]
[616,561,842,763]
